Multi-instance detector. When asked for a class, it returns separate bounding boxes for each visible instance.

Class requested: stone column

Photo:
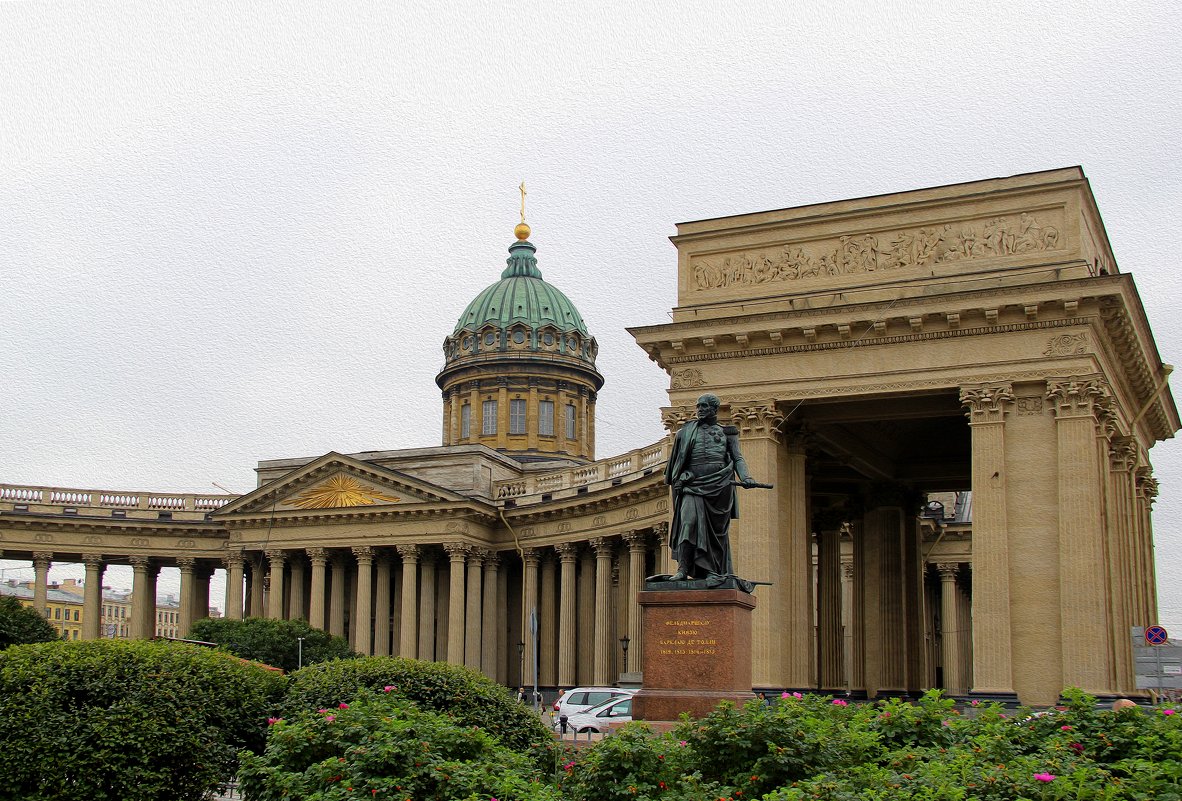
[814,517,844,692]
[82,554,105,641]
[288,555,307,622]
[1048,378,1114,694]
[224,552,246,621]
[465,549,484,670]
[129,556,156,639]
[176,557,197,638]
[577,548,595,685]
[623,530,647,675]
[841,560,855,691]
[653,521,671,575]
[248,556,265,618]
[352,547,374,656]
[328,554,347,638]
[730,402,803,689]
[1134,469,1160,628]
[555,542,579,687]
[396,545,419,658]
[443,543,468,665]
[848,519,866,695]
[1107,438,1138,693]
[195,564,213,623]
[960,383,1016,698]
[937,563,965,695]
[481,552,500,677]
[861,498,906,695]
[418,552,437,660]
[539,551,557,686]
[32,552,52,617]
[521,548,540,686]
[266,550,287,620]
[307,548,328,630]
[591,537,613,685]
[373,552,392,657]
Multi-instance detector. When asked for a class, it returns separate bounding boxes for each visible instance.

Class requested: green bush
[560,722,701,801]
[239,689,559,801]
[0,639,287,801]
[279,656,553,757]
[0,595,59,648]
[188,616,355,671]
[673,694,883,798]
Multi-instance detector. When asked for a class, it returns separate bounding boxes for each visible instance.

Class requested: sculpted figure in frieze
[691,213,1062,290]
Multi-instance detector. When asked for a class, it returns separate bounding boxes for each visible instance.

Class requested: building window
[539,400,555,436]
[509,399,526,434]
[566,404,577,439]
[54,608,60,620]
[460,404,471,438]
[74,610,79,621]
[482,400,497,435]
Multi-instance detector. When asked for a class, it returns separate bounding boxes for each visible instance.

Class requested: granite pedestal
[631,585,757,721]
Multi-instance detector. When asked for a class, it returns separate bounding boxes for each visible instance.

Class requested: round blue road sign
[1146,625,1169,645]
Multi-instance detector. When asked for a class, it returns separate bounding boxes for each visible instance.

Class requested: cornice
[221,502,499,530]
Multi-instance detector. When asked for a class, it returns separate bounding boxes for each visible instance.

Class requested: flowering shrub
[0,639,286,801]
[239,690,558,801]
[281,656,554,758]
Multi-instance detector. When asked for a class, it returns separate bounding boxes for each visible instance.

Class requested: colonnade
[223,524,668,686]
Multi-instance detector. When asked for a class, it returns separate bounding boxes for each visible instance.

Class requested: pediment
[214,452,467,517]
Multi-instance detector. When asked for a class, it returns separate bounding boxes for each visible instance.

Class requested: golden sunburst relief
[291,475,401,509]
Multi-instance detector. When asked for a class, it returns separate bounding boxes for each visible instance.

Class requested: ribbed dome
[452,239,590,337]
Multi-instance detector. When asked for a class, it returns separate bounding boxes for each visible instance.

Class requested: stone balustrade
[0,483,237,521]
[493,441,669,503]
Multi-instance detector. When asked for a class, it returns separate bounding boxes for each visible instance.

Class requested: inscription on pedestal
[658,617,718,657]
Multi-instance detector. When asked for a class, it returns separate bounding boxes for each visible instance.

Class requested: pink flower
[1070,742,1084,753]
[1034,773,1056,782]
[832,698,848,706]
[1164,709,1176,716]
[970,700,980,706]
[1060,725,1073,731]
[781,691,789,698]
[678,740,687,746]
[338,702,349,709]
[383,685,396,693]
[325,715,335,723]
[318,708,329,714]
[793,692,802,699]
[267,717,282,725]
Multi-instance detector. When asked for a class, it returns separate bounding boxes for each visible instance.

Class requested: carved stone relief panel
[1044,333,1088,356]
[690,211,1063,291]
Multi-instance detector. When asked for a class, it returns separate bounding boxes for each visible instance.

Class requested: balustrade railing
[0,483,237,517]
[493,439,669,503]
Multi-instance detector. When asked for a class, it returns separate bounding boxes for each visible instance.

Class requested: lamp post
[297,636,305,670]
[516,640,525,683]
[619,635,631,674]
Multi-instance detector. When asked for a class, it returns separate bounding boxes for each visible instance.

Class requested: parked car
[553,686,634,721]
[558,695,633,733]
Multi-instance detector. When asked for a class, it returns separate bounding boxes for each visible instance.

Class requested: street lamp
[297,636,305,670]
[619,635,631,673]
[516,640,525,680]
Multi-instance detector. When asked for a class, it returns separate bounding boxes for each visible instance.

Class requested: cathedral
[1,167,1176,707]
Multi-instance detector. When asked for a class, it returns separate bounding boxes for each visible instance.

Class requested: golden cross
[519,182,527,223]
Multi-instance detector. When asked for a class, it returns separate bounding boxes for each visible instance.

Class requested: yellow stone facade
[0,168,1174,706]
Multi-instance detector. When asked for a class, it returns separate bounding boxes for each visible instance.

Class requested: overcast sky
[2,2,1180,631]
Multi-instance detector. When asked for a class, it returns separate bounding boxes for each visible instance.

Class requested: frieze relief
[1044,333,1088,356]
[1014,396,1045,416]
[670,368,706,389]
[691,212,1062,291]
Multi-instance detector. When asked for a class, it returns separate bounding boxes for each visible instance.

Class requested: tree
[188,616,354,671]
[0,595,59,649]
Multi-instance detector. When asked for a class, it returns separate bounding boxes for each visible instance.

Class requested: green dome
[452,240,590,337]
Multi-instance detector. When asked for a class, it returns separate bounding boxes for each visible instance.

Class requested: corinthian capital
[960,383,1014,423]
[1046,376,1109,418]
[442,542,469,561]
[730,400,785,439]
[660,405,694,433]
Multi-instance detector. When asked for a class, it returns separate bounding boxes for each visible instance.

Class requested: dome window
[512,330,525,345]
[484,332,496,346]
[543,332,554,346]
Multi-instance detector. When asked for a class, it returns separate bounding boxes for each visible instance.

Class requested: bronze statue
[663,394,769,586]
